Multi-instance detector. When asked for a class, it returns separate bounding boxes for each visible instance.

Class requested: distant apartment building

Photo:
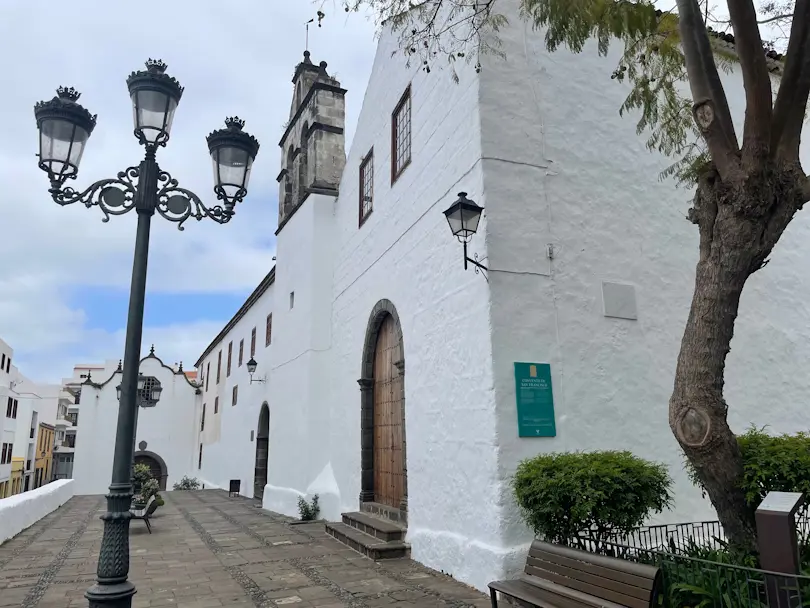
[34,423,54,488]
[0,337,15,497]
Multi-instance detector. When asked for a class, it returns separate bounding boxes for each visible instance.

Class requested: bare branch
[772,0,810,161]
[676,0,743,180]
[726,0,774,162]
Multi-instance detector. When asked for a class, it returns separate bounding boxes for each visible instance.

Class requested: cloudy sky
[0,2,377,382]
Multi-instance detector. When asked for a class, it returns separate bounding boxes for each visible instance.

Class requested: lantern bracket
[463,240,489,280]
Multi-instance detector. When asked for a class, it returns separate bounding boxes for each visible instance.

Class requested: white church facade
[67,2,810,594]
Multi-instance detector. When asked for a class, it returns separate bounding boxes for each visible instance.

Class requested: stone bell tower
[276,51,347,230]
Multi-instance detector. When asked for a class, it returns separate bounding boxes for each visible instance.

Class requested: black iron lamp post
[443,192,487,275]
[246,357,266,384]
[34,59,260,608]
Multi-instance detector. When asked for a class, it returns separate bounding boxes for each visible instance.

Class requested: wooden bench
[489,540,661,608]
[130,495,158,534]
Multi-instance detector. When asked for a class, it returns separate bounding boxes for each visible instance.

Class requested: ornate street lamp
[34,59,260,608]
[443,192,487,275]
[246,357,266,384]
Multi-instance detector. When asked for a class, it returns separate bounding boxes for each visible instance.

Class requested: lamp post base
[85,581,136,607]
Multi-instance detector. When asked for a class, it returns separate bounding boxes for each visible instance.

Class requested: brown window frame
[232,385,238,407]
[206,362,210,392]
[265,314,273,347]
[359,148,374,226]
[216,350,222,384]
[227,341,233,377]
[250,327,257,358]
[239,339,244,366]
[391,85,412,184]
[201,404,206,431]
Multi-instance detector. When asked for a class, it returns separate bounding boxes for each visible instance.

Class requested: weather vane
[306,11,326,51]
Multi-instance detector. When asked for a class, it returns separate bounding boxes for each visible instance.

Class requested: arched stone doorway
[134,451,168,491]
[254,403,269,500]
[359,299,407,519]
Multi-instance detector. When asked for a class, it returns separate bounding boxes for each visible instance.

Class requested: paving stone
[0,489,489,607]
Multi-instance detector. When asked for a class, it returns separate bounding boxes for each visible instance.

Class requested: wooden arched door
[254,404,269,500]
[372,314,405,508]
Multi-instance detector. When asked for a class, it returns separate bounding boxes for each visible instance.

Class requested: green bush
[685,426,810,508]
[172,476,201,490]
[297,494,320,521]
[512,451,673,546]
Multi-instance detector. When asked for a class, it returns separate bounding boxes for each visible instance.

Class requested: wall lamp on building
[34,59,260,608]
[246,357,267,384]
[116,374,163,407]
[443,192,487,277]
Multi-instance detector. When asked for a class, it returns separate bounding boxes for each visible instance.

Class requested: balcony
[63,434,76,449]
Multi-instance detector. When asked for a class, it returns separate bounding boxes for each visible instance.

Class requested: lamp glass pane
[445,205,464,236]
[212,146,250,197]
[39,119,88,177]
[461,205,482,234]
[132,90,177,142]
[151,387,162,402]
[137,376,145,390]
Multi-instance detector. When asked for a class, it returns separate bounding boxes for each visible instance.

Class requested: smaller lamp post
[443,192,487,274]
[246,358,266,384]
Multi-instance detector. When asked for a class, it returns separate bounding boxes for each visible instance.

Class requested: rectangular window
[232,385,238,407]
[201,404,206,431]
[12,399,17,419]
[227,341,233,377]
[6,358,10,373]
[5,397,11,418]
[206,362,210,392]
[391,86,412,182]
[265,314,273,347]
[239,339,244,366]
[289,292,295,309]
[1,443,7,464]
[250,328,257,357]
[216,350,222,384]
[1,354,4,369]
[359,149,374,225]
[214,397,219,414]
[198,444,203,469]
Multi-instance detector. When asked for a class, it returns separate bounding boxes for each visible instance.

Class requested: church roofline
[278,81,347,147]
[194,266,276,368]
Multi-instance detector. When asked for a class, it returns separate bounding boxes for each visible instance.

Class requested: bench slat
[527,550,657,592]
[491,578,601,608]
[525,576,632,608]
[526,555,652,601]
[523,567,650,608]
[529,541,658,582]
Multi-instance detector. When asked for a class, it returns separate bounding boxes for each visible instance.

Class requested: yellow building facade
[34,423,54,489]
[9,457,23,495]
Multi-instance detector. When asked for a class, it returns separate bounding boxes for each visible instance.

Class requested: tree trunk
[670,166,807,554]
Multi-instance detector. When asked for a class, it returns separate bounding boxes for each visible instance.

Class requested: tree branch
[676,0,743,180]
[726,0,773,163]
[772,0,810,161]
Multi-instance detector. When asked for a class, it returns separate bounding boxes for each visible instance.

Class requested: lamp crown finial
[225,116,245,131]
[150,344,155,355]
[145,58,168,74]
[56,86,81,102]
[458,191,468,198]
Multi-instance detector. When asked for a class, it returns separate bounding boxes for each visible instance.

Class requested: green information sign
[514,362,556,437]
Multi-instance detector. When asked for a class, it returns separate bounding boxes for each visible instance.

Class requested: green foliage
[172,476,201,491]
[133,463,153,489]
[297,494,320,521]
[512,450,673,545]
[685,426,810,508]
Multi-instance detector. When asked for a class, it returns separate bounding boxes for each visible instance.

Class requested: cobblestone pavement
[0,490,490,608]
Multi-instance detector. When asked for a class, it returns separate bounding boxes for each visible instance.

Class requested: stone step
[359,501,407,525]
[325,522,409,560]
[342,511,406,542]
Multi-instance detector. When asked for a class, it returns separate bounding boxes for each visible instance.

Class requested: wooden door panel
[372,315,405,508]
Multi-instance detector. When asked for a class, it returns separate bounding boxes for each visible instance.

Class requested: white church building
[70,1,809,593]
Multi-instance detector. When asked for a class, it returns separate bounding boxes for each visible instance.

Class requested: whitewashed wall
[482,0,810,575]
[195,278,276,498]
[72,356,198,495]
[0,479,74,545]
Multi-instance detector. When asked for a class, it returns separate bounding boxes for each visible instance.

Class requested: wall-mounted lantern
[443,192,487,276]
[246,357,266,384]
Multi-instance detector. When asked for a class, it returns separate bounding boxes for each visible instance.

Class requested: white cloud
[0,0,377,381]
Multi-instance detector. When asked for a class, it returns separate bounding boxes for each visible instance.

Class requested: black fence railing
[573,508,810,608]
